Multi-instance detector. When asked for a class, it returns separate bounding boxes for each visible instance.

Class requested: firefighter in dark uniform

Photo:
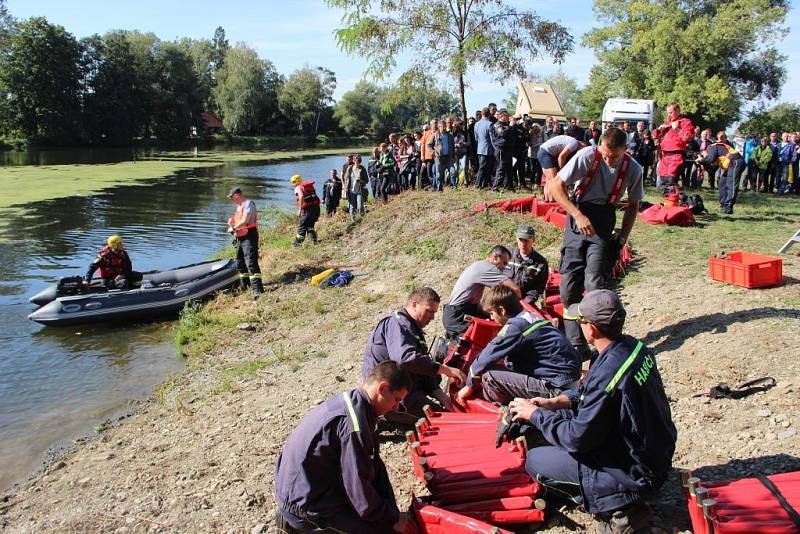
[290,174,320,247]
[544,127,643,361]
[504,224,548,306]
[701,131,744,215]
[491,108,515,192]
[510,290,677,533]
[275,361,412,534]
[362,287,465,426]
[84,235,143,290]
[227,186,263,299]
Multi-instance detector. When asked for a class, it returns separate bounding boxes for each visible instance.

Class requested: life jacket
[711,142,738,169]
[297,181,320,209]
[574,148,632,205]
[97,246,130,279]
[232,199,258,237]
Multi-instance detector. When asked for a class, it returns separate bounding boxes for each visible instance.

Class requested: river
[0,150,356,490]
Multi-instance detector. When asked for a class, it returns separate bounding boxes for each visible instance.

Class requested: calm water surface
[0,151,356,489]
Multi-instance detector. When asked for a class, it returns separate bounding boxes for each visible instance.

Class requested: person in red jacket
[85,235,142,290]
[652,102,694,193]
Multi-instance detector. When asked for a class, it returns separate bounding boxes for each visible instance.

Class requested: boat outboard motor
[56,276,86,297]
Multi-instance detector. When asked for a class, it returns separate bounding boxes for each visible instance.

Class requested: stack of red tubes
[682,470,800,533]
[405,405,546,530]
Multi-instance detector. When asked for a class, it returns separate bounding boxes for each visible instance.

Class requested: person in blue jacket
[275,361,413,534]
[455,284,580,405]
[510,289,676,533]
[363,287,465,426]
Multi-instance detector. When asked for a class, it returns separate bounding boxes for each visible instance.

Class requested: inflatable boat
[28,259,239,326]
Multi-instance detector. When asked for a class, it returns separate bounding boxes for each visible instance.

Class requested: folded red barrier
[414,502,514,534]
[544,209,567,229]
[499,195,536,213]
[531,198,562,217]
[414,438,520,456]
[639,204,695,226]
[416,446,525,470]
[684,471,800,534]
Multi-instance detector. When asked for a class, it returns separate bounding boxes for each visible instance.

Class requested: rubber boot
[308,230,318,244]
[251,276,264,300]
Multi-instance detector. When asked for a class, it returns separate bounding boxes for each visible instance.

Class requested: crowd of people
[316,103,799,224]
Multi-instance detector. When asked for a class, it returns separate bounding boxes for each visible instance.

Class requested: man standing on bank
[227,187,263,299]
[544,128,643,361]
[652,101,694,192]
[275,361,412,534]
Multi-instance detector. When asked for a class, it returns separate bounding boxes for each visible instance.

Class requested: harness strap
[757,475,800,527]
[574,148,631,205]
[604,341,644,394]
[342,392,361,432]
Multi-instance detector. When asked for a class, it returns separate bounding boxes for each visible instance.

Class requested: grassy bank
[0,146,369,211]
[169,187,800,402]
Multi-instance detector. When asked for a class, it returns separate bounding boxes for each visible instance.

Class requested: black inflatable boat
[28,259,239,326]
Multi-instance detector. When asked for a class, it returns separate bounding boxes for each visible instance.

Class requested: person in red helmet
[652,102,694,193]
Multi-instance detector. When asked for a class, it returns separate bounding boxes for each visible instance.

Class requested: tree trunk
[458,73,467,124]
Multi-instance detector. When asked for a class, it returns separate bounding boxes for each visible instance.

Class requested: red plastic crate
[709,251,782,289]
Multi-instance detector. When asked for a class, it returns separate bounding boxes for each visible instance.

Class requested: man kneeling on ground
[442,245,521,338]
[456,285,580,406]
[509,290,677,533]
[363,287,466,426]
[275,361,412,534]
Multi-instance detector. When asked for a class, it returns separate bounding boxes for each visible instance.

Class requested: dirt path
[2,189,799,533]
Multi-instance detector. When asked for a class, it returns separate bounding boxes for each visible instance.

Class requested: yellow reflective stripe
[342,392,361,432]
[522,320,550,337]
[250,273,262,279]
[238,273,250,279]
[562,310,581,321]
[604,341,644,394]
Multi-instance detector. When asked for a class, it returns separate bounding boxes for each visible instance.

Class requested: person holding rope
[544,127,643,361]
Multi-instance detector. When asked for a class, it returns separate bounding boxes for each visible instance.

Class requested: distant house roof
[202,111,224,129]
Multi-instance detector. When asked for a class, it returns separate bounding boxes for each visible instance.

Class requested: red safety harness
[297,180,320,209]
[573,148,632,205]
[97,246,130,279]
[232,200,258,238]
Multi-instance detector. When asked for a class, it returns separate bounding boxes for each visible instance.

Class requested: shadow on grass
[641,307,800,354]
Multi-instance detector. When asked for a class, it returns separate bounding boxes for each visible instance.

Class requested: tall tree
[0,17,83,143]
[211,26,229,70]
[738,103,800,136]
[582,0,788,128]
[81,32,141,144]
[278,66,336,134]
[326,0,573,124]
[334,80,380,136]
[180,37,217,112]
[214,43,281,134]
[151,42,201,143]
[0,0,13,49]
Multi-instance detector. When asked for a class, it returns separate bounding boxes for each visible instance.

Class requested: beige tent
[515,82,567,122]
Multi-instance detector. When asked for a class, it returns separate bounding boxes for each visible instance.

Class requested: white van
[602,99,655,130]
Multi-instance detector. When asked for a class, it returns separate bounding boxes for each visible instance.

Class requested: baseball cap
[564,289,626,334]
[227,186,242,198]
[498,108,509,115]
[515,225,536,240]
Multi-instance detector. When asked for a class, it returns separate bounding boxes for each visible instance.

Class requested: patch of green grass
[312,300,327,314]
[404,238,447,261]
[174,301,240,360]
[361,292,380,304]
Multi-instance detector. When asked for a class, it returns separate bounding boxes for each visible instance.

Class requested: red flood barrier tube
[413,501,514,534]
[443,495,544,513]
[423,463,528,486]
[434,483,541,506]
[462,509,546,525]
[431,473,533,494]
[414,445,525,470]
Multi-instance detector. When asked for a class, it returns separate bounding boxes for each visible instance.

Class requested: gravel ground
[2,189,798,533]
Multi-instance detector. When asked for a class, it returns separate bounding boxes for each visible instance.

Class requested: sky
[7,0,799,116]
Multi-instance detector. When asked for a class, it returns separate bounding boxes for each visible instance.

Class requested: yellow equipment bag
[310,268,336,286]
